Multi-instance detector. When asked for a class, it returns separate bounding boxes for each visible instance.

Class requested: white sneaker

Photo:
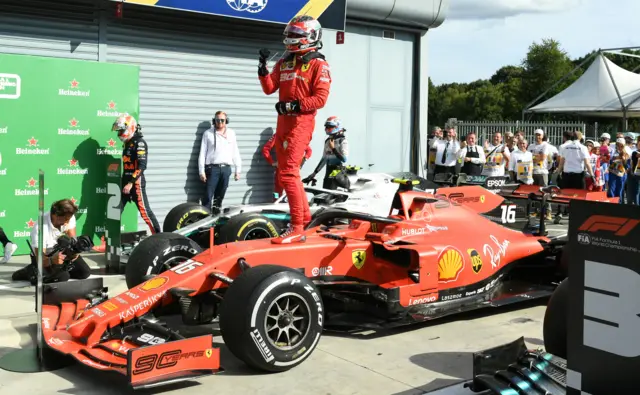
[1,242,18,264]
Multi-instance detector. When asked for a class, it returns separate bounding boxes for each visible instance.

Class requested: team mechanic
[258,15,332,243]
[112,114,161,234]
[262,132,313,201]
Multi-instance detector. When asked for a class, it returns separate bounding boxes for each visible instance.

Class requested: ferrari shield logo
[352,249,366,269]
[301,63,310,72]
[468,248,483,273]
[205,349,213,358]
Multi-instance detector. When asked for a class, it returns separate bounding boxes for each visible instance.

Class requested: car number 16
[500,205,516,224]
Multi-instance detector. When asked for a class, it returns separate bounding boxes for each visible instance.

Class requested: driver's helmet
[324,116,343,135]
[112,113,137,142]
[283,15,322,53]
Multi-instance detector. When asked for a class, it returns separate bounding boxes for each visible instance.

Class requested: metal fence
[444,120,590,146]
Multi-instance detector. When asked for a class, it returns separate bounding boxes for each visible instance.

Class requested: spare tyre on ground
[125,233,203,288]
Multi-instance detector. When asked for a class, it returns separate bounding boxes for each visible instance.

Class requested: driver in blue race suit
[302,116,349,190]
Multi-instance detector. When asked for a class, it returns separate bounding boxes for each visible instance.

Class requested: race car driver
[112,114,161,235]
[302,116,349,190]
[258,15,332,243]
[262,132,312,201]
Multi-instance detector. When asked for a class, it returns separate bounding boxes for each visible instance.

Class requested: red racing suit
[262,134,312,200]
[259,51,331,226]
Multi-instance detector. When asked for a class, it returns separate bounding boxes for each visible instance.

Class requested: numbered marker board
[567,200,640,395]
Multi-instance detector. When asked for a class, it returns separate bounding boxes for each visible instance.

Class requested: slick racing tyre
[219,265,324,372]
[163,202,212,232]
[217,213,280,244]
[543,277,569,359]
[125,233,202,288]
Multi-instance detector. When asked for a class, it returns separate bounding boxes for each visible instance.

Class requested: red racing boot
[272,225,306,244]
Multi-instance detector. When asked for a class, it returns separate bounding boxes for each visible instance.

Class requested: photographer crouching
[12,199,92,284]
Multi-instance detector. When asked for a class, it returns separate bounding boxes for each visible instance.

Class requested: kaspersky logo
[97,100,122,117]
[57,157,89,175]
[14,218,35,238]
[15,177,50,196]
[59,78,90,97]
[97,138,121,156]
[16,137,50,155]
[59,118,90,136]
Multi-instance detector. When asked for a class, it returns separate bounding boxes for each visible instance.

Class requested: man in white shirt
[508,139,534,185]
[457,132,486,176]
[557,130,594,189]
[527,129,553,218]
[430,127,461,179]
[198,111,242,213]
[11,199,91,284]
[482,132,510,177]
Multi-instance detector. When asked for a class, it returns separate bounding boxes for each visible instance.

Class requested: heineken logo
[57,157,88,175]
[97,100,122,117]
[96,187,107,194]
[0,126,7,134]
[13,218,35,237]
[0,210,5,218]
[59,78,90,97]
[15,177,49,196]
[26,218,35,228]
[0,73,21,99]
[16,137,49,155]
[97,138,121,155]
[59,118,90,135]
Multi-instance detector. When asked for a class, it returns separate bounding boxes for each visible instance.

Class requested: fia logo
[226,0,267,13]
[577,233,591,245]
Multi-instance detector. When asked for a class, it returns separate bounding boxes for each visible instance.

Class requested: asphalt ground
[0,253,549,395]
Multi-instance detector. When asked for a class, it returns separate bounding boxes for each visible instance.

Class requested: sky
[428,0,639,85]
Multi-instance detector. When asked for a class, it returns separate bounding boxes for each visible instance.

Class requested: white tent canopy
[527,53,640,118]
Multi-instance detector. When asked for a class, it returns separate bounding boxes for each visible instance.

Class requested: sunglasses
[214,118,226,123]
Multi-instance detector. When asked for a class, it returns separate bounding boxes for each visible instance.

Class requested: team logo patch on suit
[352,249,366,269]
[468,249,483,273]
[301,64,310,72]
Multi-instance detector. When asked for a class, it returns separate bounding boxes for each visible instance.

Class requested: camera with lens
[48,235,94,258]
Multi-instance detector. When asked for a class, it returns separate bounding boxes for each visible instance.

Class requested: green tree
[520,38,580,108]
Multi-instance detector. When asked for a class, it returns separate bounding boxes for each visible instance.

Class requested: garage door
[0,0,99,61]
[309,23,415,176]
[103,2,286,231]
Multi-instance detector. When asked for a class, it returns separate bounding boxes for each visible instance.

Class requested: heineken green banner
[0,53,140,255]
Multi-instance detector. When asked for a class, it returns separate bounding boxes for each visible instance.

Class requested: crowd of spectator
[428,127,640,212]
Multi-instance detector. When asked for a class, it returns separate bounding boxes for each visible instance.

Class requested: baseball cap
[534,129,544,135]
[616,137,626,144]
[600,133,611,139]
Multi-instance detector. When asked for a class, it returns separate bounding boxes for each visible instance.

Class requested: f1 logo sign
[578,215,639,236]
[583,260,640,357]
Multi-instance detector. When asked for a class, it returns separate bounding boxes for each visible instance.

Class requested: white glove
[272,162,277,167]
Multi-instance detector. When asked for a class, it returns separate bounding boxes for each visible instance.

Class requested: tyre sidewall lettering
[177,209,209,228]
[247,273,323,366]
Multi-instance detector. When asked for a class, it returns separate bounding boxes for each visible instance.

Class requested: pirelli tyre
[163,202,212,232]
[219,265,324,372]
[543,277,569,359]
[125,233,203,288]
[217,212,280,243]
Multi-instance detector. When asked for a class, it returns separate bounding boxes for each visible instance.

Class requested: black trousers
[12,256,91,284]
[0,226,10,247]
[560,172,585,189]
[122,176,161,234]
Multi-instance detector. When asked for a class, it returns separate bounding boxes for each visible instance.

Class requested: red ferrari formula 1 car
[41,178,584,389]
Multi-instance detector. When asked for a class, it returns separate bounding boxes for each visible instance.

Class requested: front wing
[40,283,222,389]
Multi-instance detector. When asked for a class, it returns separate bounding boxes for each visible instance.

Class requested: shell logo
[140,276,168,291]
[438,247,465,283]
